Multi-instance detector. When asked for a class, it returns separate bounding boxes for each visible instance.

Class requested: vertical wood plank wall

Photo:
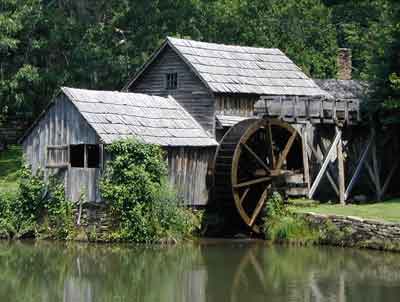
[167,147,215,206]
[22,95,101,202]
[215,94,258,117]
[130,46,216,135]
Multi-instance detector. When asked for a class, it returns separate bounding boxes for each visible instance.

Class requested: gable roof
[314,79,368,101]
[125,37,329,97]
[24,87,216,147]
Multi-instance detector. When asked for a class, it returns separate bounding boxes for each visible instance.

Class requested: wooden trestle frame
[306,125,346,204]
[306,125,399,203]
[213,114,399,233]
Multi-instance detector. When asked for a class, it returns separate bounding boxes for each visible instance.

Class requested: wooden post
[336,126,345,205]
[371,129,382,200]
[302,125,311,192]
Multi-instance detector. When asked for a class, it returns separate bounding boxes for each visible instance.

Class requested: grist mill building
[22,37,398,232]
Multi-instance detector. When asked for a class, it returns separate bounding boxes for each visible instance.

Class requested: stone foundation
[73,202,116,241]
[302,212,400,251]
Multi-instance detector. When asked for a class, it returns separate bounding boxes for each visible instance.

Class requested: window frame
[165,72,178,90]
[45,144,69,168]
[68,144,102,169]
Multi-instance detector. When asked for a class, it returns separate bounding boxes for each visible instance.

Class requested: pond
[0,240,399,302]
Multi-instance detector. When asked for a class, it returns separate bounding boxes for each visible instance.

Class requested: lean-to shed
[21,87,217,205]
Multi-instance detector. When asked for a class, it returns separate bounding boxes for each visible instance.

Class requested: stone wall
[302,212,400,251]
[73,202,116,241]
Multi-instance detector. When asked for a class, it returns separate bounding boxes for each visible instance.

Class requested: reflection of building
[63,278,94,302]
[181,269,207,302]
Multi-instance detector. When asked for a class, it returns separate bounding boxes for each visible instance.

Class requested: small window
[166,72,178,90]
[87,144,100,168]
[70,144,101,168]
[70,144,85,167]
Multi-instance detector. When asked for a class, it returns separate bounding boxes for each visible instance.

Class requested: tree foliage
[0,0,399,124]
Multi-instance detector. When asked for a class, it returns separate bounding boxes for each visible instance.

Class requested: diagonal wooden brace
[308,129,342,199]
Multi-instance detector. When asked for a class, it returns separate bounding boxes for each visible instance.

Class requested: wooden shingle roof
[126,37,330,97]
[62,87,217,147]
[314,79,367,101]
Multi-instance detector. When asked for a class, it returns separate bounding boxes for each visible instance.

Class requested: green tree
[369,1,400,123]
[324,0,392,79]
[197,0,338,78]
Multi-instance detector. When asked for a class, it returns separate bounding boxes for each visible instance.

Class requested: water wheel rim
[231,118,298,233]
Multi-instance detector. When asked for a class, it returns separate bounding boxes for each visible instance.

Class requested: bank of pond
[1,140,400,252]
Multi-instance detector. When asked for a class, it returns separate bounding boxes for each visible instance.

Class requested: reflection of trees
[221,244,400,302]
[0,241,207,302]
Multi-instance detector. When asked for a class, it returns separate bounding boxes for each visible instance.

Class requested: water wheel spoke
[267,123,276,167]
[239,187,250,205]
[276,131,297,171]
[248,251,267,289]
[233,176,271,188]
[241,142,270,172]
[249,188,268,226]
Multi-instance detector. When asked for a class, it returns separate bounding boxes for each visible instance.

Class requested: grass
[0,145,22,195]
[292,199,400,223]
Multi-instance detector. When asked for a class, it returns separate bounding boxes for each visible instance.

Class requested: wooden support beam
[344,132,374,200]
[302,126,310,191]
[308,129,341,199]
[318,138,338,178]
[371,132,382,200]
[336,126,345,204]
[381,158,399,198]
[365,160,379,193]
[308,143,340,197]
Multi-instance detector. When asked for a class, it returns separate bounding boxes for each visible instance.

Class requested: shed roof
[62,87,217,146]
[126,37,329,97]
[216,114,250,128]
[314,79,367,101]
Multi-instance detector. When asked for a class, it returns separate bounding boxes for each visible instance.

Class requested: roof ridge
[166,36,282,52]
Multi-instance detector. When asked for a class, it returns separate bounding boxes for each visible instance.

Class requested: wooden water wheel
[213,118,305,233]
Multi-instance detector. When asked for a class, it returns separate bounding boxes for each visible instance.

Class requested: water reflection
[0,240,399,302]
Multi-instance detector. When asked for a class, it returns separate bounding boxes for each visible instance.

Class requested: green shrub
[42,179,74,240]
[0,166,74,240]
[262,192,318,244]
[101,139,200,243]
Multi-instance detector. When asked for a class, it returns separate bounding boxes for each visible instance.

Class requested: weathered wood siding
[215,94,258,117]
[167,147,215,206]
[22,94,102,202]
[129,46,215,135]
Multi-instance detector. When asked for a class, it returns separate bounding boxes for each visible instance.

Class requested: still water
[0,240,399,302]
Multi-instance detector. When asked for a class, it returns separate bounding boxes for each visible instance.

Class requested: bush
[262,192,318,244]
[0,166,74,239]
[100,139,200,243]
